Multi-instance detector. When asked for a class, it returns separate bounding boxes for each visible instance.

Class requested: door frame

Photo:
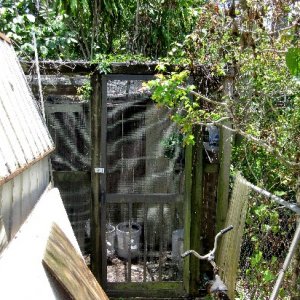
[91,73,187,298]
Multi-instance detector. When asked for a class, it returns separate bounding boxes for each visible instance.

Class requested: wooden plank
[106,193,180,204]
[0,188,83,300]
[90,72,102,282]
[53,171,91,183]
[216,173,250,299]
[216,74,234,232]
[216,120,233,232]
[183,144,193,293]
[0,32,11,44]
[21,61,93,75]
[0,216,8,253]
[107,282,185,298]
[189,126,203,295]
[43,222,109,300]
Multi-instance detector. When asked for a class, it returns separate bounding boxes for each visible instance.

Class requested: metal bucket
[116,222,141,259]
[106,224,116,257]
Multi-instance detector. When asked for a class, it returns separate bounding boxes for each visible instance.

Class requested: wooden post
[90,72,102,282]
[183,126,204,296]
[216,120,232,232]
[183,143,193,293]
[216,74,234,233]
[190,126,204,295]
[217,173,251,299]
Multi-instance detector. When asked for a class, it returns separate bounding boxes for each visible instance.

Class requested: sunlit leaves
[0,0,80,59]
[286,48,300,78]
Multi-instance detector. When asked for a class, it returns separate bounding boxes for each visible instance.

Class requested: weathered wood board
[216,173,251,299]
[43,222,109,300]
[0,188,84,299]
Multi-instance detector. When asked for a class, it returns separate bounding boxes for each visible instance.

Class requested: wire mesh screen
[46,99,90,171]
[45,98,91,254]
[105,79,184,283]
[237,192,298,299]
[106,79,184,194]
[53,173,91,254]
[106,200,184,283]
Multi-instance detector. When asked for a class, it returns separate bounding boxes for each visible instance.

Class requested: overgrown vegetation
[238,194,297,299]
[145,2,300,297]
[0,0,205,60]
[146,1,300,193]
[1,0,300,297]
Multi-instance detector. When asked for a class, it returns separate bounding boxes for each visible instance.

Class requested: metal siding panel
[4,48,39,159]
[0,128,16,177]
[0,180,13,240]
[0,76,29,164]
[3,40,44,156]
[11,175,22,238]
[12,44,54,151]
[0,39,54,182]
[21,169,31,223]
[29,165,36,210]
[0,91,26,167]
[41,159,50,194]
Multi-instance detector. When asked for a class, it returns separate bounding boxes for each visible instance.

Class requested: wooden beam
[189,126,204,295]
[217,173,250,299]
[216,120,233,232]
[215,72,234,233]
[43,222,109,300]
[183,127,205,296]
[0,188,84,299]
[107,282,185,298]
[90,72,102,283]
[183,143,193,293]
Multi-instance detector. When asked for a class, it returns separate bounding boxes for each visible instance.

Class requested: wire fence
[237,191,299,299]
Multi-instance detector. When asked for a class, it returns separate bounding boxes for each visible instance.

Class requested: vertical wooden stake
[183,126,204,296]
[190,126,204,295]
[216,120,232,232]
[183,143,193,293]
[90,72,102,283]
[216,75,234,233]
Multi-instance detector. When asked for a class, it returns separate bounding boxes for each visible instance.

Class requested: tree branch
[178,86,227,107]
[213,122,300,170]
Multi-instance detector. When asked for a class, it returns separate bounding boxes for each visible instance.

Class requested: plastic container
[116,222,141,259]
[207,125,219,146]
[106,224,116,257]
[172,229,184,261]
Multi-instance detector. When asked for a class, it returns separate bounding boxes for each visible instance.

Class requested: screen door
[100,75,185,297]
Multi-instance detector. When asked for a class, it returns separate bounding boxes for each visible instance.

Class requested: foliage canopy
[0,0,299,194]
[146,1,300,194]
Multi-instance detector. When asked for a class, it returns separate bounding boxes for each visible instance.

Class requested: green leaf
[26,14,35,23]
[274,190,286,196]
[250,251,263,267]
[70,0,78,14]
[286,48,300,78]
[40,45,48,56]
[262,269,276,283]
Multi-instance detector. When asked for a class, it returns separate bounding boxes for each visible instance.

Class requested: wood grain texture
[216,173,251,299]
[43,222,109,300]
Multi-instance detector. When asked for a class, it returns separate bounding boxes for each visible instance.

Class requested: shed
[0,33,54,248]
[21,60,232,298]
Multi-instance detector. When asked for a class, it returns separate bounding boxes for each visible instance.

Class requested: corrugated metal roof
[0,35,54,185]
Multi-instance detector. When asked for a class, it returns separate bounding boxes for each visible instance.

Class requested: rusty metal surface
[0,39,54,185]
